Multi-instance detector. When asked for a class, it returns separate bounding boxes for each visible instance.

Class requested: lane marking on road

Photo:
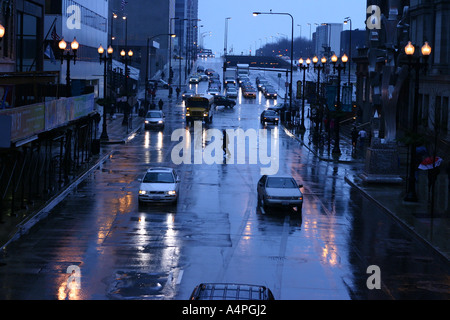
[176,269,184,285]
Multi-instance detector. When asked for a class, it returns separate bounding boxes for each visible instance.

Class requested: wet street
[0,58,449,300]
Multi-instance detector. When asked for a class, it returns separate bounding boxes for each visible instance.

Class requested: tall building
[313,23,343,58]
[174,0,199,58]
[44,0,108,97]
[109,0,176,83]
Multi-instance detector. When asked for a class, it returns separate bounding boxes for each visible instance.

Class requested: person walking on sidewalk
[358,128,367,150]
[176,87,181,99]
[158,99,164,110]
[168,85,173,98]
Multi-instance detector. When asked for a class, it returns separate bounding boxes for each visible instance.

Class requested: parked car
[148,79,169,89]
[214,95,236,108]
[257,174,303,212]
[189,283,275,300]
[138,167,180,204]
[260,110,279,125]
[144,110,165,130]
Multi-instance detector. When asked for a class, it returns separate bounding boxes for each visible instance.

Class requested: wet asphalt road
[0,58,448,300]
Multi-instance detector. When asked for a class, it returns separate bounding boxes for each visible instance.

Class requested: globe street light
[298,57,311,131]
[403,41,432,202]
[98,44,113,141]
[59,37,79,97]
[330,53,348,155]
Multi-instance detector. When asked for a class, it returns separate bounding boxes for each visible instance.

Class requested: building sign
[0,93,95,144]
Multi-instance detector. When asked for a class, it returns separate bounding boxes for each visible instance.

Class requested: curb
[344,174,449,263]
[282,124,359,164]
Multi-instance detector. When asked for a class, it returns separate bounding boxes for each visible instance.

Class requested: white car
[144,110,165,130]
[138,167,180,204]
[257,174,303,212]
[226,87,238,99]
[207,88,220,95]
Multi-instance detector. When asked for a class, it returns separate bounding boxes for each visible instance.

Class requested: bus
[185,94,215,124]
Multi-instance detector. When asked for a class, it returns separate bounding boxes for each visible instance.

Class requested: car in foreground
[257,174,303,212]
[138,167,180,204]
[189,283,275,300]
[144,110,165,130]
[260,110,279,125]
[214,94,236,108]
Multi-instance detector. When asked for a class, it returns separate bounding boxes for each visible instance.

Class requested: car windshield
[266,177,297,188]
[146,111,162,118]
[264,110,277,116]
[143,172,174,183]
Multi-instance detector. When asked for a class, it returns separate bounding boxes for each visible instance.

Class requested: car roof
[146,167,174,173]
[266,174,294,179]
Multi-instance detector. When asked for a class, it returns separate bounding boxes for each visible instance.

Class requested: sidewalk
[0,111,144,250]
[283,111,450,262]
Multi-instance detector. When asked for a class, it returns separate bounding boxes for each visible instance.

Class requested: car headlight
[275,118,279,121]
[139,190,146,195]
[166,190,176,195]
[158,120,163,124]
[203,113,208,116]
[145,121,149,124]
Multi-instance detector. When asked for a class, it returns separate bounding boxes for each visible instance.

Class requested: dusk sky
[198,0,368,55]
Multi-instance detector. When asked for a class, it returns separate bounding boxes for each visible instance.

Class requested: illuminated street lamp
[298,57,311,131]
[59,37,79,97]
[330,53,348,155]
[403,41,432,202]
[98,44,114,141]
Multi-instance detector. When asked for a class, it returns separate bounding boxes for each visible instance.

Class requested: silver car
[144,110,165,130]
[257,174,303,212]
[138,167,180,204]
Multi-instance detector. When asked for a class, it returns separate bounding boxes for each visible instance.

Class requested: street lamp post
[312,56,327,134]
[145,34,176,109]
[344,17,352,86]
[98,45,113,140]
[253,11,294,113]
[58,37,79,97]
[169,17,179,84]
[224,17,231,57]
[298,58,311,131]
[120,48,133,126]
[330,53,348,155]
[403,41,432,202]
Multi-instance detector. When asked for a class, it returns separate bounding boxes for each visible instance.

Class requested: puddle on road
[105,270,169,299]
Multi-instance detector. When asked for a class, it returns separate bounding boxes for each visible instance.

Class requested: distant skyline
[198,0,367,56]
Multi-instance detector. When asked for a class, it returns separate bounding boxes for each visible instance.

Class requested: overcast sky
[198,0,368,55]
